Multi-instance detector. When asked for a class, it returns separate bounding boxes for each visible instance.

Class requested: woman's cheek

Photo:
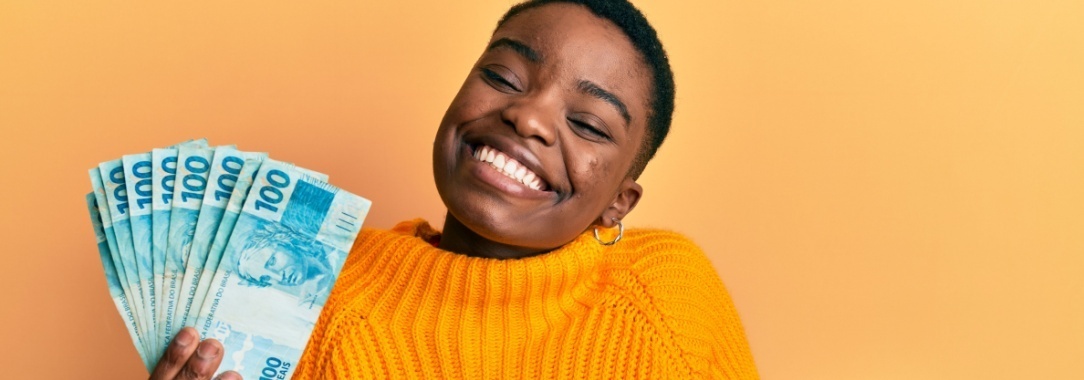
[458,83,507,118]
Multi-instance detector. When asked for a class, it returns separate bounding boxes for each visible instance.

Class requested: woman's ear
[597,178,643,228]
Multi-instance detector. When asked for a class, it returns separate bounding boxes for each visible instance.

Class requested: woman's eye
[481,68,519,91]
[570,119,611,141]
[266,255,276,267]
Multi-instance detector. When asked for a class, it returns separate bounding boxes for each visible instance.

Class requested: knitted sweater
[292,219,758,379]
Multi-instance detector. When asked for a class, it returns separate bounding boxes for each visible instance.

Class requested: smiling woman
[433,2,656,256]
[148,1,758,379]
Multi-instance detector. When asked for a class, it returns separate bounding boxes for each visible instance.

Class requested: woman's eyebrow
[486,37,542,63]
[579,80,630,127]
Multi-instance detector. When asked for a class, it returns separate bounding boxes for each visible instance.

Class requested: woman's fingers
[175,339,225,380]
[212,371,242,380]
[148,328,240,380]
[149,327,200,380]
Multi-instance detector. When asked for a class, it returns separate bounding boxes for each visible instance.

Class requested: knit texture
[292,219,758,379]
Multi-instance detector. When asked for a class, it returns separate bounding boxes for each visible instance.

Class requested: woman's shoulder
[607,228,759,378]
[603,228,736,326]
[610,227,720,275]
[604,228,729,301]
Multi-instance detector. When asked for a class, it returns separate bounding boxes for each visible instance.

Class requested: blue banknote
[122,153,158,353]
[189,158,329,333]
[86,191,150,369]
[168,138,209,150]
[180,147,267,327]
[97,159,154,355]
[150,139,210,358]
[151,147,179,355]
[204,158,265,293]
[194,159,370,379]
[164,146,216,341]
[202,160,330,306]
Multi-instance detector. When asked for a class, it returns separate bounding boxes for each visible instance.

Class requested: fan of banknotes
[84,138,371,378]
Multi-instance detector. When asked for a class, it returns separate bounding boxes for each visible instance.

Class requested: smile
[472,145,547,191]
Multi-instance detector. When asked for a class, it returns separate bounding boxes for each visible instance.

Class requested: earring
[593,218,624,246]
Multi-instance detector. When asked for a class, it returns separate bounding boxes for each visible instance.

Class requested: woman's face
[433,3,652,250]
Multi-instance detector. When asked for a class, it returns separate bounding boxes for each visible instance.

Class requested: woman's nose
[500,93,559,146]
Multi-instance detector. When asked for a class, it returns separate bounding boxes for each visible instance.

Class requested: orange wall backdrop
[1,1,1082,378]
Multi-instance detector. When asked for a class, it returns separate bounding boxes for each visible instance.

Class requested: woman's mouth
[472,145,549,191]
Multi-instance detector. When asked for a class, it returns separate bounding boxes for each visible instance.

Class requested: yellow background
[1,1,1081,378]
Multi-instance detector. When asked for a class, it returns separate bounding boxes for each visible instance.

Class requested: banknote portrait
[166,218,196,268]
[233,221,334,306]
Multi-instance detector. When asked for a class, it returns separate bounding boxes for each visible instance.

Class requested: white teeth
[472,144,546,191]
[503,160,518,176]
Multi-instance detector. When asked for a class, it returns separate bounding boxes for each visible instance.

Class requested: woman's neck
[437,211,550,259]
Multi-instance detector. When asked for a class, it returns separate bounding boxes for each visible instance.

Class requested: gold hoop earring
[593,218,624,246]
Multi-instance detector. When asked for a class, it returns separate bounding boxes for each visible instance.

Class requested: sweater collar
[390,218,605,272]
[351,219,610,312]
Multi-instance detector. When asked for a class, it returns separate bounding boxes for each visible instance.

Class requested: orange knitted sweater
[292,219,758,379]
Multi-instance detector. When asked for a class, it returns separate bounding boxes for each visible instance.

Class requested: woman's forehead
[489,3,652,118]
[493,4,636,63]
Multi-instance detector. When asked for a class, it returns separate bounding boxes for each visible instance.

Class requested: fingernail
[176,329,195,347]
[214,371,240,380]
[197,341,220,359]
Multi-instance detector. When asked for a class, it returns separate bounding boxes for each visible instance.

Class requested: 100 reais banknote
[86,139,371,378]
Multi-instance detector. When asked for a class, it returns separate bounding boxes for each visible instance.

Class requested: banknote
[179,147,267,327]
[188,158,330,333]
[86,190,150,369]
[151,148,179,355]
[97,160,156,353]
[151,140,210,358]
[168,138,209,150]
[164,146,215,341]
[195,159,370,379]
[122,153,158,353]
[201,160,330,304]
[204,158,265,292]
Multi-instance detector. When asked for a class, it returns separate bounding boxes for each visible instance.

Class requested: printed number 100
[179,156,210,203]
[254,169,290,213]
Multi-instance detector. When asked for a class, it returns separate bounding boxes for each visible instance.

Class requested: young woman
[150,1,758,378]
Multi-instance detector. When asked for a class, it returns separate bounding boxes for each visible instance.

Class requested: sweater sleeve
[628,231,759,379]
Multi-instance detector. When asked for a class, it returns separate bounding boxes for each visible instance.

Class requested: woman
[150,0,758,378]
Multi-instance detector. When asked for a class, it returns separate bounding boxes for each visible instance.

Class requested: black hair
[497,0,676,179]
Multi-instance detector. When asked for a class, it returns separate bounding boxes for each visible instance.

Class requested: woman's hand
[149,327,242,380]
